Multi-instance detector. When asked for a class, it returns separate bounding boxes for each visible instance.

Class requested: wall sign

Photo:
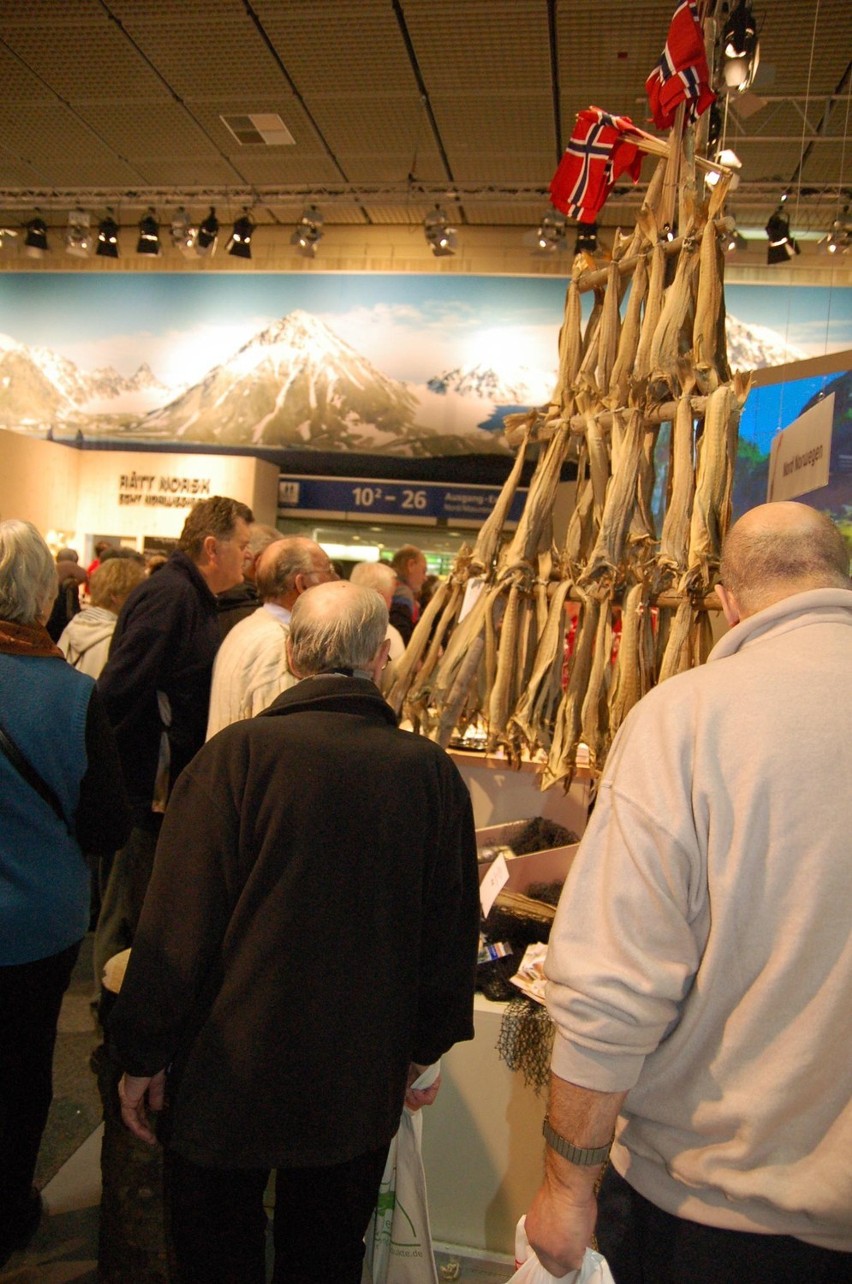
[118,470,213,509]
[277,475,527,526]
[766,393,834,502]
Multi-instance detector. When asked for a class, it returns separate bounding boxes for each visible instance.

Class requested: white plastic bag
[506,1216,616,1284]
[362,1063,440,1284]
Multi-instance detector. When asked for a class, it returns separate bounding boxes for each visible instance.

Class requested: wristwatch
[542,1114,612,1166]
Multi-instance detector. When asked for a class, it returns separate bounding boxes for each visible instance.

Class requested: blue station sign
[277,475,527,526]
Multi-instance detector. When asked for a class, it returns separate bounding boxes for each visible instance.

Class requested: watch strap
[542,1115,612,1166]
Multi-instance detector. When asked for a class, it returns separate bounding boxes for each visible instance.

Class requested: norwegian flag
[646,1,715,131]
[549,107,644,222]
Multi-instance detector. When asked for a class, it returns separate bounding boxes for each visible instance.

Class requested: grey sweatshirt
[545,588,852,1251]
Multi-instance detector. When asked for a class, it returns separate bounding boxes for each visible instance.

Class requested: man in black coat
[110,580,480,1284]
[94,496,253,982]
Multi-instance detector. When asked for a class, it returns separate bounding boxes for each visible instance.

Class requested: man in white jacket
[526,502,851,1283]
[206,536,336,738]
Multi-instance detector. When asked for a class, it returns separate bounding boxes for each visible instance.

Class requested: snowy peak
[428,362,554,405]
[725,314,806,370]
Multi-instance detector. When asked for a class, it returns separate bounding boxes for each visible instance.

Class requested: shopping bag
[362,1063,440,1284]
[506,1215,616,1283]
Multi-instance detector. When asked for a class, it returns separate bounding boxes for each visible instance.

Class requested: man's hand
[404,1061,441,1111]
[118,1070,166,1145]
[524,1170,598,1277]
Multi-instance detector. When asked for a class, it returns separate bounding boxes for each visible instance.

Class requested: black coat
[109,676,480,1168]
[98,551,219,813]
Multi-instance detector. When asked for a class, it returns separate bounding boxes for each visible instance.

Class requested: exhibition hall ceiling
[0,0,849,242]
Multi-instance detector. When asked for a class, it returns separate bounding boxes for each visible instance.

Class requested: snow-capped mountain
[725,315,806,370]
[0,331,169,424]
[135,310,424,452]
[428,362,555,405]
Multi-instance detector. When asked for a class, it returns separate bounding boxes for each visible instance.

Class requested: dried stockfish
[684,383,740,593]
[632,240,667,383]
[470,424,532,576]
[648,221,701,401]
[580,408,645,589]
[511,578,573,755]
[579,595,614,770]
[594,262,622,397]
[609,253,648,409]
[657,598,695,683]
[542,595,600,791]
[656,386,696,590]
[693,178,731,393]
[608,581,650,739]
[387,578,453,716]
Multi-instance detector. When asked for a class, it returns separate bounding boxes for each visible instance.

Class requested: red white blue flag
[646,1,715,131]
[549,107,644,222]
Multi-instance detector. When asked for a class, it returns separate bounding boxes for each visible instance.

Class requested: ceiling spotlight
[706,149,742,190]
[196,207,219,256]
[65,209,92,258]
[424,206,457,257]
[171,207,197,253]
[818,212,850,255]
[224,211,253,260]
[725,227,748,253]
[721,1,760,92]
[290,205,324,258]
[765,210,799,265]
[96,212,120,259]
[0,226,19,253]
[574,221,598,255]
[136,209,161,256]
[531,210,568,254]
[24,213,49,258]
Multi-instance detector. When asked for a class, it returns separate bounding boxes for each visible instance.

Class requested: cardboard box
[477,818,578,893]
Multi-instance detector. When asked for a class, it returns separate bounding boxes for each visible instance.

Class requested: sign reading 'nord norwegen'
[767,393,834,503]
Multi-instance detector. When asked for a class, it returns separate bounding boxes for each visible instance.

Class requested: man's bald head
[719,502,849,619]
[288,580,389,678]
[255,537,336,607]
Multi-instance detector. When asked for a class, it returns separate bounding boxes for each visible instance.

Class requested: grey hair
[349,560,396,599]
[248,523,283,559]
[289,581,388,676]
[256,537,327,601]
[0,520,59,625]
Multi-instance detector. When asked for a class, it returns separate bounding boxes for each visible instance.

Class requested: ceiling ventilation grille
[221,114,295,146]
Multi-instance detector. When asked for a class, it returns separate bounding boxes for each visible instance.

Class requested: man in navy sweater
[94,495,252,983]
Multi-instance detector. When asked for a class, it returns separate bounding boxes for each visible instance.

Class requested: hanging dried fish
[512,578,573,755]
[609,253,648,408]
[657,598,695,683]
[593,262,622,397]
[608,581,650,739]
[579,595,614,770]
[580,408,645,589]
[684,383,740,593]
[542,595,600,790]
[693,177,731,393]
[470,424,532,576]
[633,241,667,382]
[656,387,696,590]
[648,222,701,401]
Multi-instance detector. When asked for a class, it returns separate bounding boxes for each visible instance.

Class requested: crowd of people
[1,497,850,1283]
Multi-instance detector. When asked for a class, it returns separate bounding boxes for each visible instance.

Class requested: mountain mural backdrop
[0,308,810,458]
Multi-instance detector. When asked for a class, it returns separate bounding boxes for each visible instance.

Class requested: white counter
[422,993,548,1257]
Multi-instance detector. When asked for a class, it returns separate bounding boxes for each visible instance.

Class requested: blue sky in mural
[0,273,849,402]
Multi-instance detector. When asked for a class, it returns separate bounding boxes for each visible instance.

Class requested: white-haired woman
[58,555,146,679]
[0,519,130,1268]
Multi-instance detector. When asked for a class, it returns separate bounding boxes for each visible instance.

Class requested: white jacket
[58,606,117,679]
[545,589,852,1251]
[206,604,297,739]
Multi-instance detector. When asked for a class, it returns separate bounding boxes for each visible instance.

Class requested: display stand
[421,993,547,1258]
[419,754,590,1257]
